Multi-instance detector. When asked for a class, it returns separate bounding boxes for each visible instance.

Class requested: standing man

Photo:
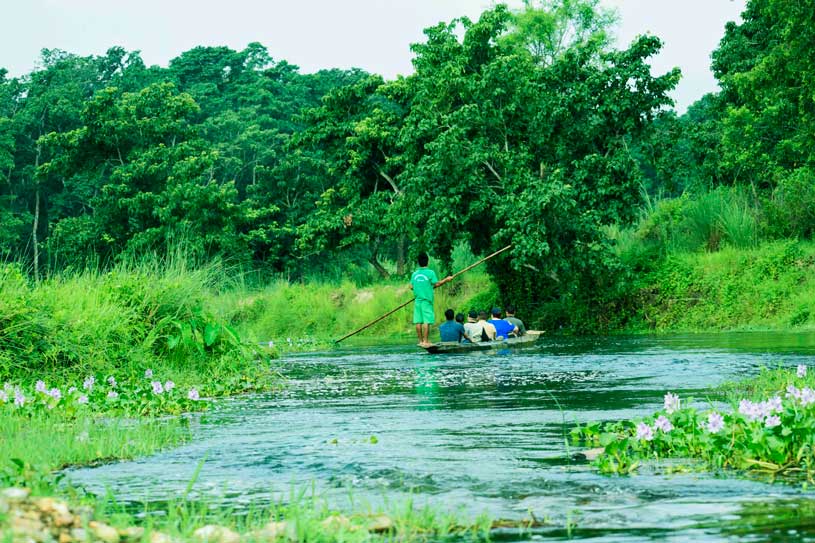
[410,252,451,347]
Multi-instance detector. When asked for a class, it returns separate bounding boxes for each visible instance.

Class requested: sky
[1,0,746,112]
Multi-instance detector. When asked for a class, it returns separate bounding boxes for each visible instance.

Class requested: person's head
[455,313,465,324]
[491,307,502,318]
[468,310,478,322]
[478,310,488,321]
[417,252,429,267]
[444,308,455,321]
[505,304,516,316]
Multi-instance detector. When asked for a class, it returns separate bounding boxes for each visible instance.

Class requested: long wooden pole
[334,244,512,344]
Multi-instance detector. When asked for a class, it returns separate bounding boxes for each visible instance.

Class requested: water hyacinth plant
[572,365,815,480]
[1,371,205,418]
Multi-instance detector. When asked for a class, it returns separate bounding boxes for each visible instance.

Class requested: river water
[68,333,815,541]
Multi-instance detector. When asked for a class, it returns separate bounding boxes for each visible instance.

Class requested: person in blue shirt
[439,309,472,343]
[488,307,518,340]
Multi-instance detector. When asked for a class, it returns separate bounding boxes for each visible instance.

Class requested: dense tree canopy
[1,0,809,324]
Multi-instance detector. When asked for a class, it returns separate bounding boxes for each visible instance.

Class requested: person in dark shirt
[504,305,526,336]
[439,308,471,343]
[488,307,518,339]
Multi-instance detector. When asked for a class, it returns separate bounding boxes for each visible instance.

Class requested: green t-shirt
[410,267,438,302]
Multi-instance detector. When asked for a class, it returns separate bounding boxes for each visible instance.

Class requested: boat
[421,330,544,354]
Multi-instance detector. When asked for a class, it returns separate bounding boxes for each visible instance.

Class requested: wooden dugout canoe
[421,330,544,354]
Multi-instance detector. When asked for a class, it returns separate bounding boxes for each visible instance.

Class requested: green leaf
[204,323,219,347]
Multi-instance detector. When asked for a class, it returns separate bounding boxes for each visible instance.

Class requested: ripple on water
[65,333,815,541]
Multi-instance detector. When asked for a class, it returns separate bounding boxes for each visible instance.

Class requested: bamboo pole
[334,244,512,344]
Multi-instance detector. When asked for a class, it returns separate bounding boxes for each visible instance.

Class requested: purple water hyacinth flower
[107,376,117,387]
[151,381,164,395]
[654,415,673,433]
[77,395,88,404]
[14,389,25,407]
[767,396,783,413]
[739,399,761,421]
[0,390,7,403]
[83,376,95,391]
[35,380,46,393]
[787,385,802,400]
[68,386,77,394]
[800,387,815,406]
[48,388,62,401]
[765,415,781,428]
[164,380,175,392]
[107,391,118,399]
[145,369,153,379]
[635,422,654,441]
[664,392,680,414]
[706,412,725,434]
[187,388,200,401]
[798,364,808,378]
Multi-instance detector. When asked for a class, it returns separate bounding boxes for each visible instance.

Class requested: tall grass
[210,271,495,343]
[633,186,759,254]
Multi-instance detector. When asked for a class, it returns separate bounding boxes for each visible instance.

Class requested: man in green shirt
[410,252,451,347]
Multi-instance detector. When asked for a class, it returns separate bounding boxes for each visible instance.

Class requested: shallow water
[68,332,815,541]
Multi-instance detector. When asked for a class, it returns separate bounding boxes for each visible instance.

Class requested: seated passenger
[463,310,483,342]
[488,307,518,340]
[454,312,472,342]
[504,305,526,336]
[467,311,496,342]
[439,308,471,343]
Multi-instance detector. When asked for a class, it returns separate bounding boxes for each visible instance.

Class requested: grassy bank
[0,259,503,541]
[628,241,815,332]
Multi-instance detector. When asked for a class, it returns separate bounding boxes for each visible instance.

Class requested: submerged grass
[0,411,190,492]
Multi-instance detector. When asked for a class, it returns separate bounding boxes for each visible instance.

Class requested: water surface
[68,333,815,541]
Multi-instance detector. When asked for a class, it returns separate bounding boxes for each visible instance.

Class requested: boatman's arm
[434,275,453,287]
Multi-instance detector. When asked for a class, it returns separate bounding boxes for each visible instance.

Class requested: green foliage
[573,365,815,479]
[0,257,274,383]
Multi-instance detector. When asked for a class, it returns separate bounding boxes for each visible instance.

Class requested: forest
[1,0,813,331]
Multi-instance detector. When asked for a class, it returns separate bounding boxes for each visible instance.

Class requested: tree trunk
[368,239,390,280]
[396,236,406,276]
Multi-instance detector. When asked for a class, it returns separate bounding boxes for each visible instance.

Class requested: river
[67,333,815,541]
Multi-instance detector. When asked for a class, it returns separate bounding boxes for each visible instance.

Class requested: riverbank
[628,241,815,333]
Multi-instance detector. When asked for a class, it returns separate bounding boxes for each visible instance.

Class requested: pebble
[119,526,146,541]
[367,514,395,533]
[192,524,241,543]
[90,520,121,543]
[149,532,176,543]
[248,521,289,541]
[320,514,353,531]
[2,487,31,502]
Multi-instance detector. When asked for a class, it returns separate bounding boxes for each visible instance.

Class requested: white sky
[2,0,745,112]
